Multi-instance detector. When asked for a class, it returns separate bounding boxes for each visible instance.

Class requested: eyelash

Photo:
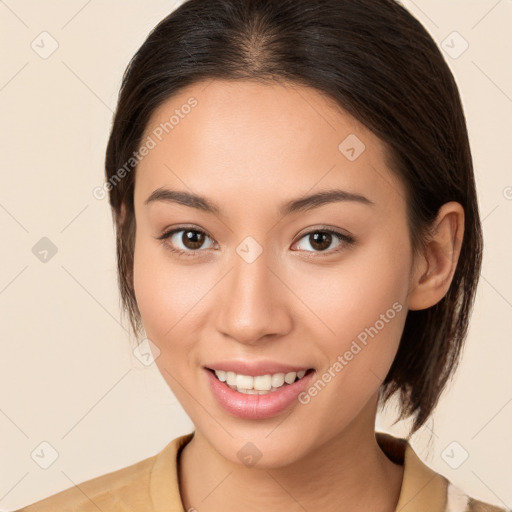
[156,225,355,259]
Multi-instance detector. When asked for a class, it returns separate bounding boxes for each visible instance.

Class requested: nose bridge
[215,238,291,344]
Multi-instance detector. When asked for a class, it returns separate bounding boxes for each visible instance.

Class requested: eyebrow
[144,187,374,216]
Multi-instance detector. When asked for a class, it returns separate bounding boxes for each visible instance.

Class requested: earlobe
[407,202,465,311]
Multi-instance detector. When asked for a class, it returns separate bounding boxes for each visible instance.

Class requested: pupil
[183,230,204,249]
[310,232,331,251]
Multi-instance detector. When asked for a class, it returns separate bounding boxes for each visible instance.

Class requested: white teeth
[238,388,258,394]
[271,373,285,387]
[284,372,297,384]
[238,388,270,395]
[226,371,237,386]
[236,374,253,391]
[253,374,272,391]
[213,369,309,393]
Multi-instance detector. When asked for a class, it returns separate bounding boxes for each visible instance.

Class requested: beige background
[1,0,511,510]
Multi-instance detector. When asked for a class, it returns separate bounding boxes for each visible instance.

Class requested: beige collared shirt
[15,431,509,511]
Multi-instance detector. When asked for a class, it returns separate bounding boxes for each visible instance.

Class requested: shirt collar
[376,431,448,511]
[150,430,448,512]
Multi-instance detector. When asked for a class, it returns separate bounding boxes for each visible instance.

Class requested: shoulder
[12,433,194,512]
[445,481,510,512]
[13,453,157,512]
[376,431,510,512]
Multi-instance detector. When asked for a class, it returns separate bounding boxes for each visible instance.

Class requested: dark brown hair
[104,0,482,435]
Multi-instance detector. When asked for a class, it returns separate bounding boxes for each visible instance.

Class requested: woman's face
[132,79,415,466]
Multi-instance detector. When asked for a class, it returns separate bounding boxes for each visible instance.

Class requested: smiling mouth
[206,368,315,394]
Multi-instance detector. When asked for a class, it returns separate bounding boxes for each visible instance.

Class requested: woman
[16,0,509,510]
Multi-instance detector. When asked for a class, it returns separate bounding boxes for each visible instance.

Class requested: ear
[407,201,465,311]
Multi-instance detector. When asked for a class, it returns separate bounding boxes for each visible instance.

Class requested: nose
[214,247,293,345]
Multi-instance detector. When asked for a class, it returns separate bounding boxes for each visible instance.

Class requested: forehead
[135,79,405,212]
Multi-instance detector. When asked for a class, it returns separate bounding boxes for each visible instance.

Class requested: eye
[292,228,354,255]
[156,225,355,259]
[156,226,216,257]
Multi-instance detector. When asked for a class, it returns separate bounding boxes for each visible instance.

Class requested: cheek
[132,239,201,404]
[293,231,411,395]
[133,238,169,332]
[132,234,215,355]
[296,232,410,341]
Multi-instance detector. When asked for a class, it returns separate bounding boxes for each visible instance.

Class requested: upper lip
[205,360,313,376]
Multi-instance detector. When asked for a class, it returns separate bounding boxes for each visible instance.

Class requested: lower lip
[204,368,315,420]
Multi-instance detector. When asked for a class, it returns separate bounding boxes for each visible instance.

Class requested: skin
[130,79,464,512]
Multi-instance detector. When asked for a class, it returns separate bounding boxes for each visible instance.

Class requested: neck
[178,395,404,512]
